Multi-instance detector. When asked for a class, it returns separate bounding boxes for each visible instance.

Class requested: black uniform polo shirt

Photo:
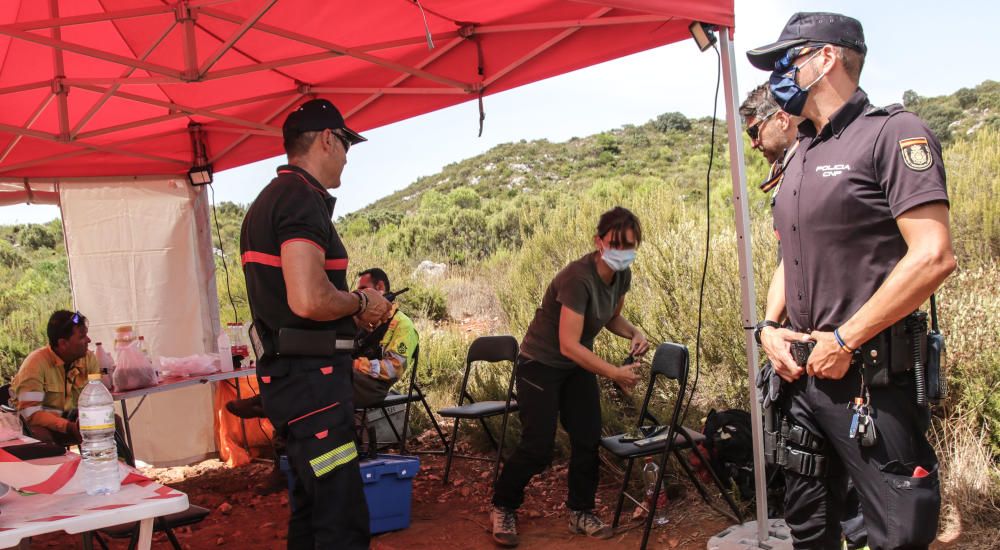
[240,164,355,337]
[773,89,949,333]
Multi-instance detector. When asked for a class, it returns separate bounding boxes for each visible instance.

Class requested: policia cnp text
[747,12,956,550]
[240,99,393,549]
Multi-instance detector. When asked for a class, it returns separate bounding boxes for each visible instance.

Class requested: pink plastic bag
[113,342,159,391]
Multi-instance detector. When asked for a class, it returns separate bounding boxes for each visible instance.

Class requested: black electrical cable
[210,186,273,448]
[208,183,239,323]
[680,43,722,428]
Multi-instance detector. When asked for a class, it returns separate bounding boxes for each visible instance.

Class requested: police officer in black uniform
[241,98,392,549]
[741,85,868,550]
[747,12,956,550]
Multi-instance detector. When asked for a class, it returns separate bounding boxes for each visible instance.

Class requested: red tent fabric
[0,0,733,178]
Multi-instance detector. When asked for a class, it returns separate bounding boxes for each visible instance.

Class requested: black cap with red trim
[282,99,367,144]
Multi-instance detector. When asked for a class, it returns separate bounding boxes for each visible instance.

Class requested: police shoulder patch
[899,137,933,171]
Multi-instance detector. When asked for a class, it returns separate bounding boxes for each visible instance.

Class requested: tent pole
[719,28,769,545]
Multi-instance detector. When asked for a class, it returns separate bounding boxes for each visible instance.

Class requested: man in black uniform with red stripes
[240,98,391,549]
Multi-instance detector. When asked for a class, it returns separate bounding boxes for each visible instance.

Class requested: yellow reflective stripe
[309,441,357,477]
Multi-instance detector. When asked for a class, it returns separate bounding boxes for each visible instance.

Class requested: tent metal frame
[0,1,676,178]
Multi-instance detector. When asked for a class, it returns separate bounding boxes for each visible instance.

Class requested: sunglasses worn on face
[331,131,351,153]
[746,110,779,141]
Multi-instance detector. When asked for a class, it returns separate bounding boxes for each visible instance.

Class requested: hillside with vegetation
[2,80,998,543]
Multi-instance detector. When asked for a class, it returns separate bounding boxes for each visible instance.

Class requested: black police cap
[747,12,867,71]
[282,98,367,145]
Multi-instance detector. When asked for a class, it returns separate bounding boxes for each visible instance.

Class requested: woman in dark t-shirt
[490,206,649,546]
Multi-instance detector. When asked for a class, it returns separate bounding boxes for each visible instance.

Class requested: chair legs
[165,527,183,550]
[612,457,636,528]
[442,418,462,484]
[397,396,413,454]
[418,392,449,449]
[380,406,404,448]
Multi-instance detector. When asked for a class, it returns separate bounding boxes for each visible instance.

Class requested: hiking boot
[226,395,265,419]
[568,510,613,539]
[491,506,519,547]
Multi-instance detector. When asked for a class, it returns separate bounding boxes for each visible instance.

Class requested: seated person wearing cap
[352,268,418,409]
[226,268,418,417]
[9,310,100,446]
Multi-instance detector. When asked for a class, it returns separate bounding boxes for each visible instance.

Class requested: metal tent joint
[173,1,199,23]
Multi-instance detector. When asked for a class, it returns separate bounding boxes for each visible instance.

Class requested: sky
[2,0,997,225]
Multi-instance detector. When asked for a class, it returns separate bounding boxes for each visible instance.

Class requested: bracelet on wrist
[352,290,367,316]
[754,319,782,346]
[833,328,855,354]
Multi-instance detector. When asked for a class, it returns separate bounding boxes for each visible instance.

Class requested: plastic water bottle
[79,374,120,495]
[217,329,233,373]
[642,457,669,526]
[95,343,115,391]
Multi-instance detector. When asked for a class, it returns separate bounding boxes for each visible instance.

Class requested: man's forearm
[26,411,70,433]
[304,285,359,321]
[839,249,954,349]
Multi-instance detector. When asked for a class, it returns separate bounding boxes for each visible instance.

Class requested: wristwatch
[754,320,782,346]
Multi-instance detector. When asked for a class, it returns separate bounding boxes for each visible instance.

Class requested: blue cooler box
[280,454,420,534]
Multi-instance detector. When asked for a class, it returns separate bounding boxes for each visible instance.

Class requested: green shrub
[653,112,691,132]
[398,284,449,322]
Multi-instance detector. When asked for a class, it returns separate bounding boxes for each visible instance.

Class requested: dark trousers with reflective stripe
[258,353,369,550]
[781,366,940,550]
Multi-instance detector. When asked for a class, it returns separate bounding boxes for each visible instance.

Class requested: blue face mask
[601,246,636,272]
[769,49,825,116]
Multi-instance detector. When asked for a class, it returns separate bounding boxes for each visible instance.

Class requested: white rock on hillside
[414,260,447,279]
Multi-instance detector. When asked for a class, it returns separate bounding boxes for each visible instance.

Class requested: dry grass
[930,416,1000,547]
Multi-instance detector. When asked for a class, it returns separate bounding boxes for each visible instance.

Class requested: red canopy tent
[0,1,776,547]
[0,0,732,178]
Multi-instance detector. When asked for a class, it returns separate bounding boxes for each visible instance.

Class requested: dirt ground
[26,432,732,549]
[27,432,965,549]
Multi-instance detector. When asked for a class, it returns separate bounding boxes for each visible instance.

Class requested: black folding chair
[358,345,448,454]
[84,505,211,550]
[600,342,742,537]
[437,335,519,484]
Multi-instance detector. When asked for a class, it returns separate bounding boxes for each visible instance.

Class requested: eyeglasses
[746,110,779,142]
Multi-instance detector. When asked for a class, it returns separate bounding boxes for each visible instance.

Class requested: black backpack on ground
[700,408,785,515]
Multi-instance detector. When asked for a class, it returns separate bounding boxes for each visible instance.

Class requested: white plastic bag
[158,354,219,378]
[113,341,159,391]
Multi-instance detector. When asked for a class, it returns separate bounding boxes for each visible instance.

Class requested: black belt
[250,321,354,358]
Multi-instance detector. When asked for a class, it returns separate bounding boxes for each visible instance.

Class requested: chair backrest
[636,342,689,431]
[456,336,519,406]
[650,342,688,381]
[466,335,518,364]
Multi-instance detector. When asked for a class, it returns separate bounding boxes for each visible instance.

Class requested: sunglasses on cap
[61,311,84,331]
[746,109,779,142]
